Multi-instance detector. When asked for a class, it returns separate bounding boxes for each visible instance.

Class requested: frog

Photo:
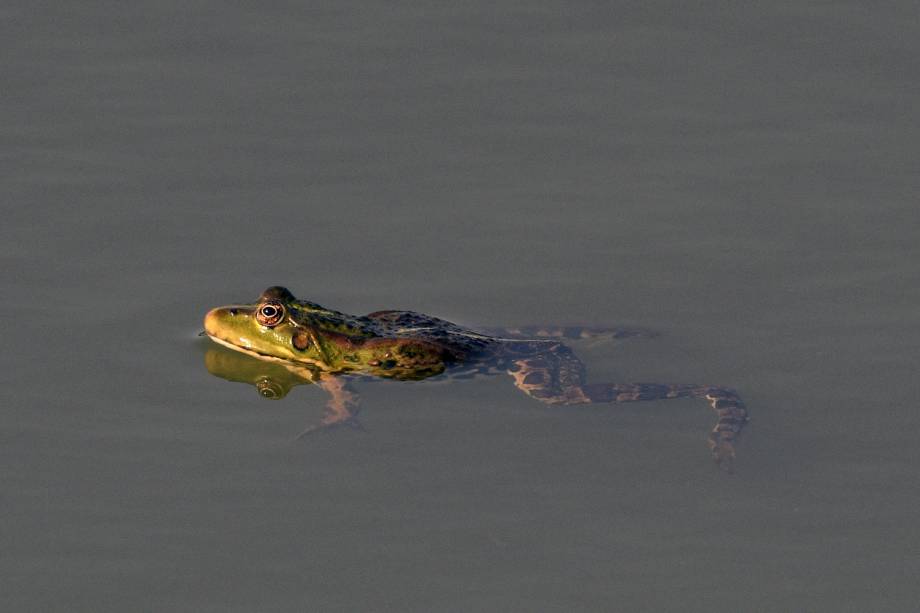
[204,286,749,466]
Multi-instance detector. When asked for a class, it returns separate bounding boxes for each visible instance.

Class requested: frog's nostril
[229,308,239,315]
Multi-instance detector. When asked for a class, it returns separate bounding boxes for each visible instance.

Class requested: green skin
[204,286,490,380]
[204,286,749,467]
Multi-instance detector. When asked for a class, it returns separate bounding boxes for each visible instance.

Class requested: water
[4,3,919,611]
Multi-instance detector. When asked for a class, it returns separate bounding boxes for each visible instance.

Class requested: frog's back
[363,310,499,357]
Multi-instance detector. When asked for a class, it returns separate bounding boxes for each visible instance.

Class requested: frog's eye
[256,302,285,327]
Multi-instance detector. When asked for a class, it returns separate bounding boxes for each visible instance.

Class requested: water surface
[4,3,919,611]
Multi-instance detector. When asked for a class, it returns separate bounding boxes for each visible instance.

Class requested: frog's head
[204,286,331,365]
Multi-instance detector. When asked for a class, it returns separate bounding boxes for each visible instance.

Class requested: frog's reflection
[204,338,750,474]
[205,344,318,400]
[204,345,360,435]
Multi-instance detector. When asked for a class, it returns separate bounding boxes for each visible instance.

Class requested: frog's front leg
[296,374,362,438]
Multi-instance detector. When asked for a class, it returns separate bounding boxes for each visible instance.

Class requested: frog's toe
[708,433,737,472]
[341,414,366,432]
[296,415,366,439]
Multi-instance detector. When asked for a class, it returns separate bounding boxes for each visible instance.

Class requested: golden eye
[256,302,284,327]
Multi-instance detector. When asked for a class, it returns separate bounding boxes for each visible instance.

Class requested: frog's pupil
[262,306,276,317]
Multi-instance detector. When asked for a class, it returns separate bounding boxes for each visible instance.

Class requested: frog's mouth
[206,333,266,358]
[206,333,299,364]
[205,333,336,372]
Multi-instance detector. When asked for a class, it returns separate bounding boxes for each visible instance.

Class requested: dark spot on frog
[368,359,396,369]
[523,372,545,385]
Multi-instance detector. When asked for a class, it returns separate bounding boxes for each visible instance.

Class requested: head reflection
[203,344,319,399]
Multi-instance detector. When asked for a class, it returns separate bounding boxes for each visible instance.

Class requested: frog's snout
[204,307,231,338]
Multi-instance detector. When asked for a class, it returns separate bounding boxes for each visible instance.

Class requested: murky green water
[4,3,919,611]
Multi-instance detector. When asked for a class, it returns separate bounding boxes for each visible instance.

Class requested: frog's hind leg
[577,383,748,467]
[506,343,592,404]
[508,349,748,466]
[480,325,656,342]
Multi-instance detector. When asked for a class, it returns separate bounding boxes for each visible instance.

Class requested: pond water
[4,3,919,611]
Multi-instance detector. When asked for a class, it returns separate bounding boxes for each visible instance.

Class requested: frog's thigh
[507,355,589,404]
